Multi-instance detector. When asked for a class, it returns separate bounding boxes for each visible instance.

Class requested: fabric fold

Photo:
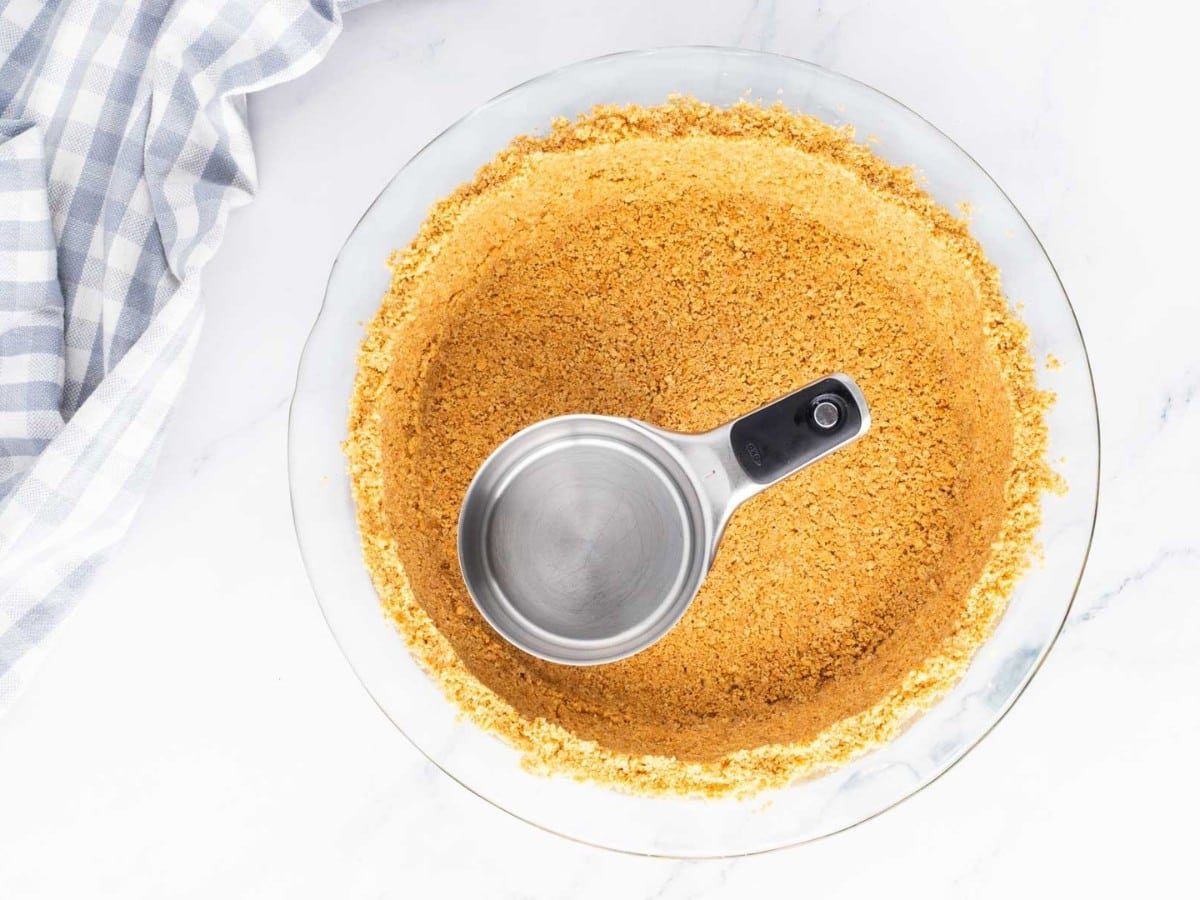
[0,0,355,713]
[0,119,66,494]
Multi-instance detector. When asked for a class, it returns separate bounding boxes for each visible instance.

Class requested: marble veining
[1069,546,1200,626]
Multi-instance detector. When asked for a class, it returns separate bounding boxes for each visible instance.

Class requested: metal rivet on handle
[812,399,841,430]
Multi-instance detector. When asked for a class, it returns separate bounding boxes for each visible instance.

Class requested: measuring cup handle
[728,374,870,487]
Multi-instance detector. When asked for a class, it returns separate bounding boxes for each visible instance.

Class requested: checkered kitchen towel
[0,0,367,713]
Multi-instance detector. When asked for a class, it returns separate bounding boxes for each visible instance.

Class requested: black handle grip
[729,376,867,485]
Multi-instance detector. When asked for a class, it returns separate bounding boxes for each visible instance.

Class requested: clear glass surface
[288,47,1099,857]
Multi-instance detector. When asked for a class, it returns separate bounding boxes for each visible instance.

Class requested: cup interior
[458,415,710,664]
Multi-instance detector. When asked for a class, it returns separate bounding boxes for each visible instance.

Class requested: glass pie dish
[288,47,1099,857]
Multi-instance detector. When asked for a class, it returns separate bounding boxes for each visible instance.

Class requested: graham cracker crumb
[345,97,1056,798]
[1046,353,1063,370]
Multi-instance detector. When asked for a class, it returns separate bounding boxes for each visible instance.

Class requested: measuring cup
[457,374,870,664]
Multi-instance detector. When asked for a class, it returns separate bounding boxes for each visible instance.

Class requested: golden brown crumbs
[1046,353,1063,370]
[345,97,1056,797]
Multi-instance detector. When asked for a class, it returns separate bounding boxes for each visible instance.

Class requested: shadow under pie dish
[291,48,1097,856]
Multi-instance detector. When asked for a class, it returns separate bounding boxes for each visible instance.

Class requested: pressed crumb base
[346,98,1056,797]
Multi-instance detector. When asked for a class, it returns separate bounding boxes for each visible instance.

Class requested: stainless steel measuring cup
[457,374,870,665]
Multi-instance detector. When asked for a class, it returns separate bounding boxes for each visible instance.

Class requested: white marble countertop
[1,0,1196,896]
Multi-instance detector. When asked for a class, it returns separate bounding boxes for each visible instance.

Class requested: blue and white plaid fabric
[0,0,363,712]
